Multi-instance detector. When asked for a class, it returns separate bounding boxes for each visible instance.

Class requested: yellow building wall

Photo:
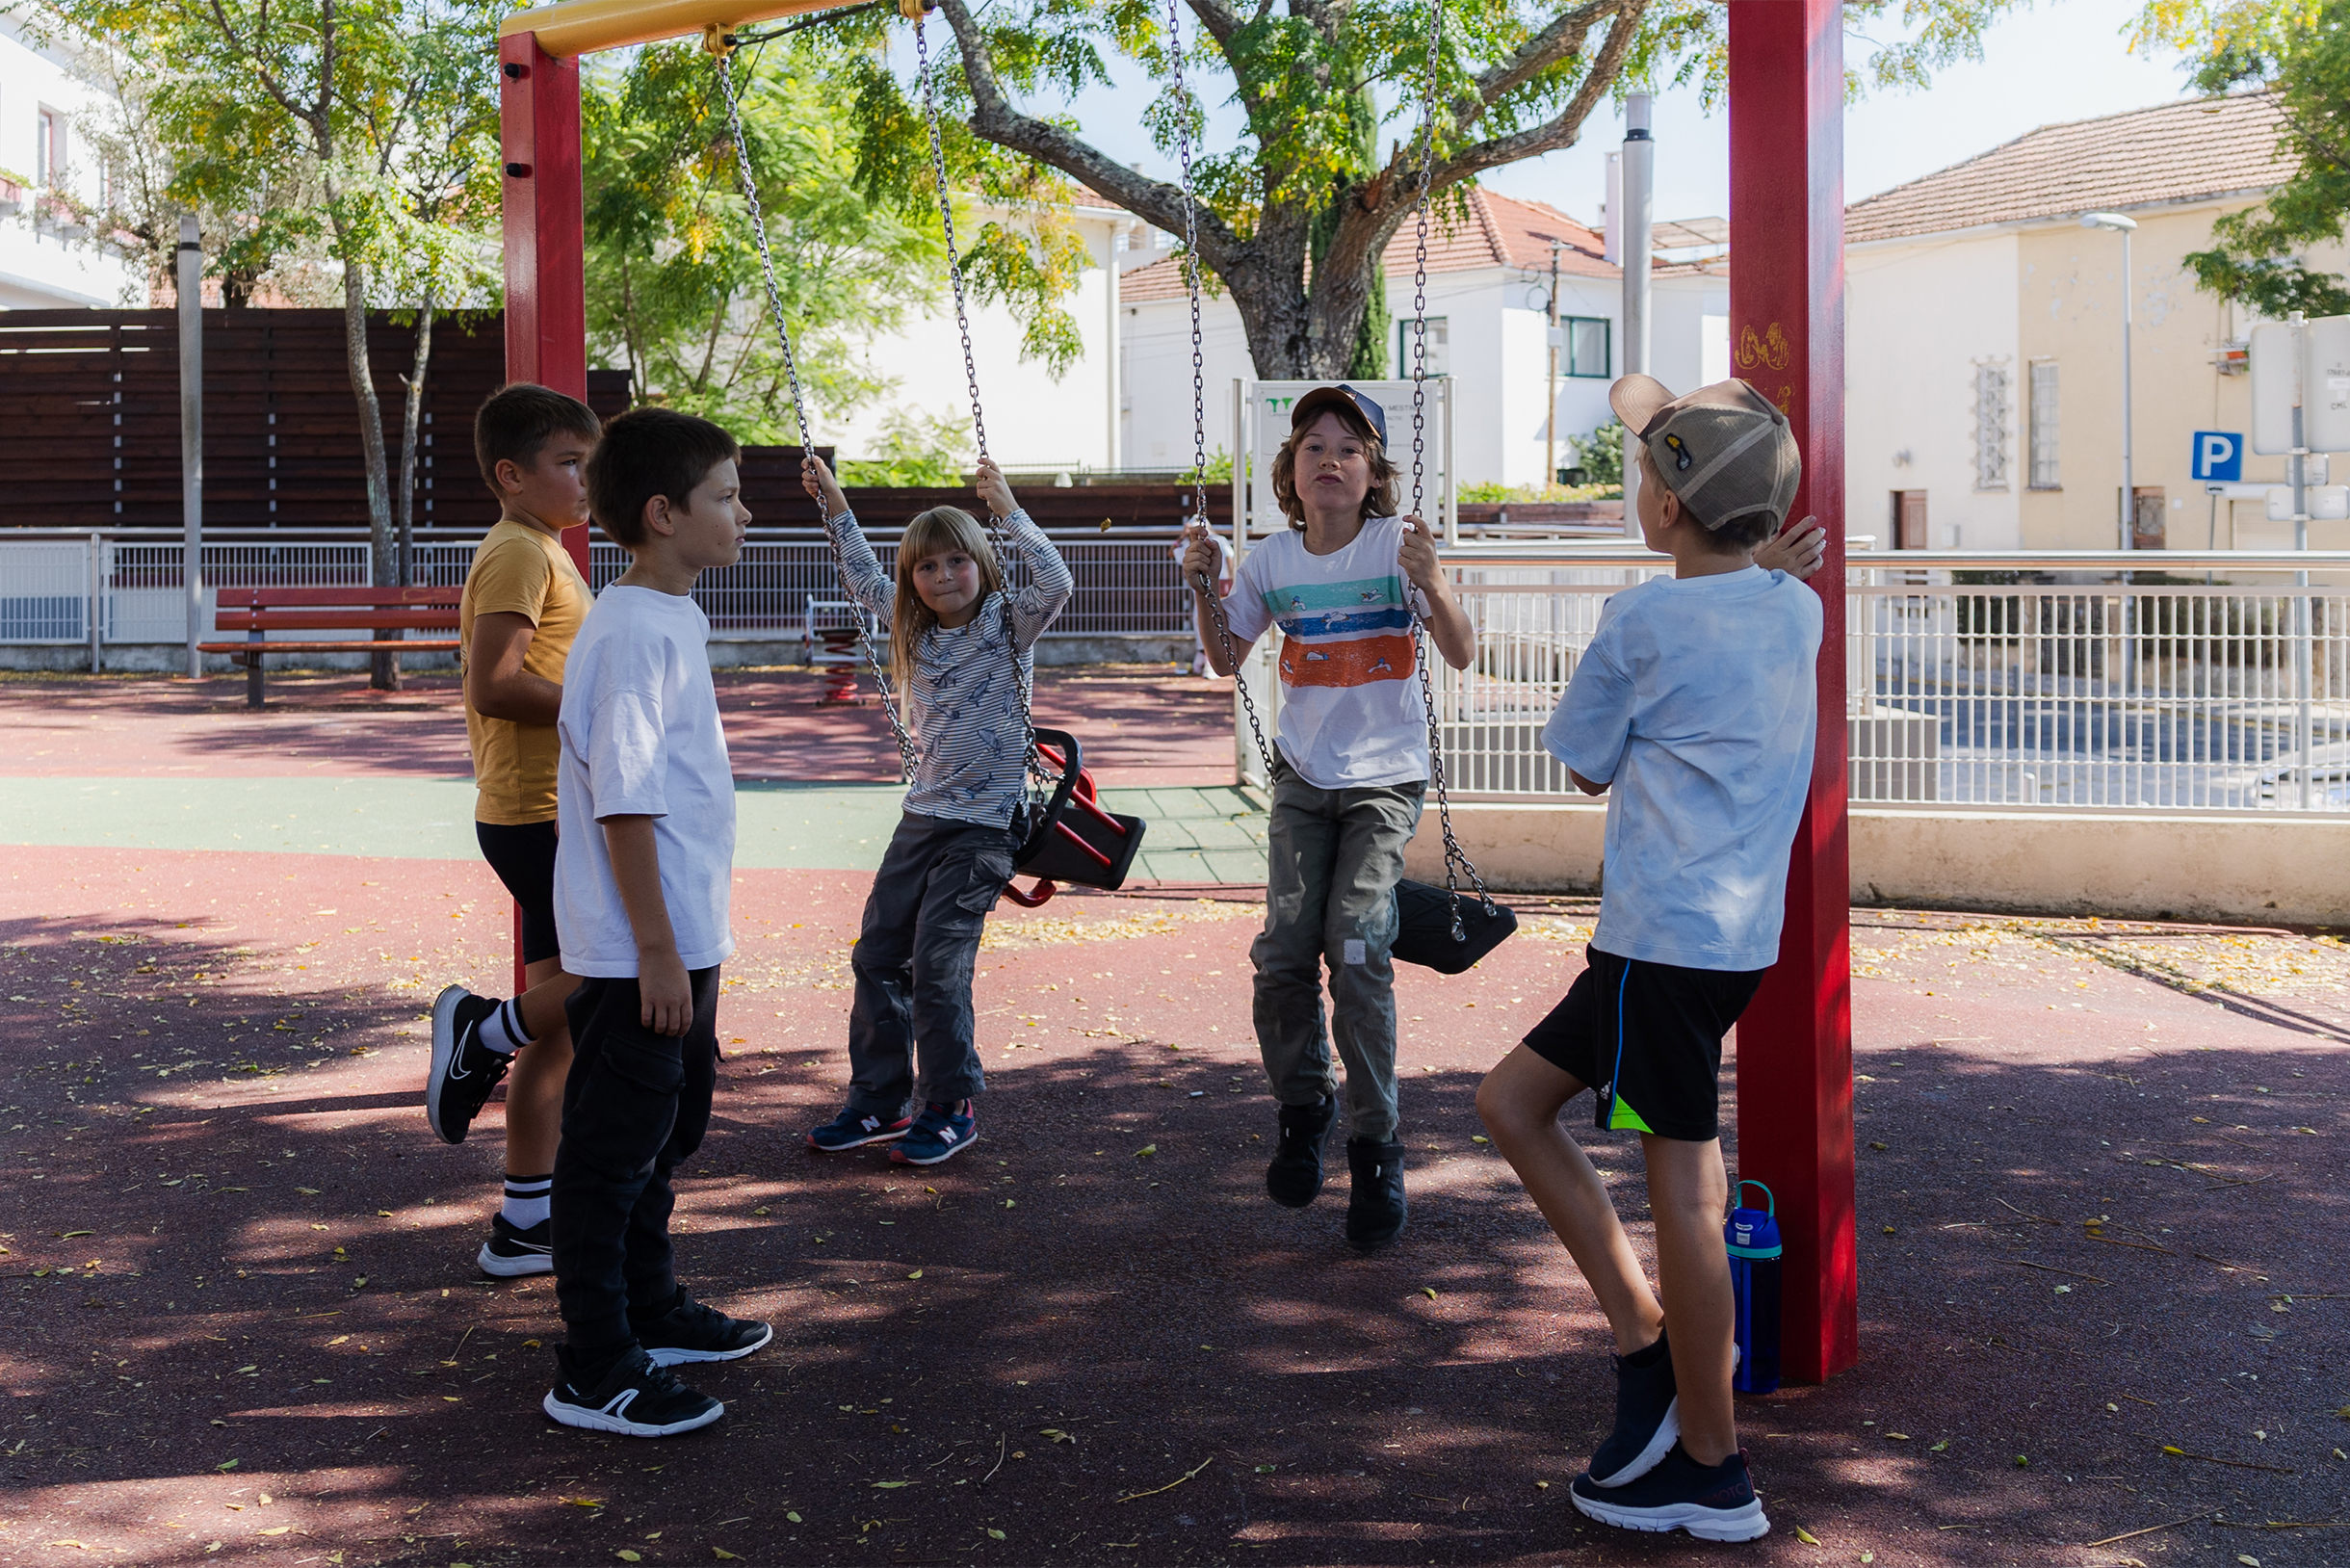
[2016,200,2350,553]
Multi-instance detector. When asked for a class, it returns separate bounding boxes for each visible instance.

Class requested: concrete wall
[0,18,144,309]
[1404,800,2349,927]
[1845,232,2023,550]
[2014,201,2350,553]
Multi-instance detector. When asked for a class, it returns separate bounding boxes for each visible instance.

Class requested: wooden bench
[198,587,464,708]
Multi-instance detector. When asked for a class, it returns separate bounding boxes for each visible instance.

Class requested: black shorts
[475,820,561,967]
[1520,946,1764,1142]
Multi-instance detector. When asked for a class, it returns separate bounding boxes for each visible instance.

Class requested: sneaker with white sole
[632,1294,772,1367]
[477,1213,554,1278]
[427,985,509,1145]
[888,1099,977,1165]
[1588,1332,1678,1487]
[1571,1443,1770,1541]
[542,1346,722,1438]
[806,1105,913,1152]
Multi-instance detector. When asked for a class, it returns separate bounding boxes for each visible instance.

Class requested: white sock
[502,1172,552,1230]
[477,998,532,1056]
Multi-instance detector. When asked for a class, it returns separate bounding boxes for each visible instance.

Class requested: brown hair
[889,506,1005,698]
[1636,444,1779,551]
[1270,400,1400,529]
[473,382,600,499]
[585,407,741,549]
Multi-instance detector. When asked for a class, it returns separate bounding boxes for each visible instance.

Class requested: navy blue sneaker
[1589,1332,1677,1487]
[1571,1444,1769,1541]
[889,1099,978,1165]
[806,1106,913,1152]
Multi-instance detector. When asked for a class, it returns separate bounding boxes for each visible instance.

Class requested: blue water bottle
[1726,1179,1782,1395]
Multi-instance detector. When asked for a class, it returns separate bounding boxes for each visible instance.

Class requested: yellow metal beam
[499,0,907,58]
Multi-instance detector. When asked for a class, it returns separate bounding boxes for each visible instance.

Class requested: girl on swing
[799,452,1074,1165]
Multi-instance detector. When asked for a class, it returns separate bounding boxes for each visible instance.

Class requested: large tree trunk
[396,292,436,589]
[340,251,400,692]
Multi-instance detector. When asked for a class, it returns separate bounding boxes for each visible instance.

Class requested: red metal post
[1728,0,1857,1386]
[499,30,588,993]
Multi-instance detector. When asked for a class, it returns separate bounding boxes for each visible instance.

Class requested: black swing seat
[1003,727,1147,906]
[1390,879,1518,974]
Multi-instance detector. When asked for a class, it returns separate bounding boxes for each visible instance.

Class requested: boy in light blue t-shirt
[1476,374,1822,1543]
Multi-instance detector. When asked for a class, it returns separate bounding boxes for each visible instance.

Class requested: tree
[887,0,2029,381]
[2136,0,2350,317]
[38,0,503,688]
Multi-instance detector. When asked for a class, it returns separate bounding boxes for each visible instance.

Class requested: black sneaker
[427,985,510,1145]
[477,1213,555,1278]
[542,1346,723,1438]
[1266,1095,1336,1208]
[632,1294,773,1367]
[1344,1138,1408,1250]
[1571,1443,1770,1541]
[1589,1332,1678,1487]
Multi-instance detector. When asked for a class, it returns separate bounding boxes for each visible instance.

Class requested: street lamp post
[2080,211,2138,549]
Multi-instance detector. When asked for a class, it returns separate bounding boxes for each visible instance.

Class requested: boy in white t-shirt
[1475,375,1822,1541]
[540,408,770,1439]
[1182,384,1477,1251]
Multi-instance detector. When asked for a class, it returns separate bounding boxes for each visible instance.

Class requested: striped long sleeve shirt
[822,507,1075,827]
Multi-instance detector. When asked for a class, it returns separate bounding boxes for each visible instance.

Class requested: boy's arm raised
[982,457,1075,648]
[1183,523,1250,676]
[1398,518,1477,670]
[602,814,692,1035]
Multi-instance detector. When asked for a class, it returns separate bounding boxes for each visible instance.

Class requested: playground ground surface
[0,668,2345,1568]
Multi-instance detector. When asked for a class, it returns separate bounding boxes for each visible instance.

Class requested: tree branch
[934,0,1243,262]
[1439,0,1642,188]
[1465,0,1620,128]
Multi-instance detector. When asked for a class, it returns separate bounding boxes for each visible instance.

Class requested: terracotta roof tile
[1843,92,2291,246]
[1122,188,1616,302]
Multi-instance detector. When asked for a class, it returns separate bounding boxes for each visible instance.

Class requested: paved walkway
[0,672,2343,1567]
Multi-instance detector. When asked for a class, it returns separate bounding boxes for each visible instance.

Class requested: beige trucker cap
[1609,373,1801,532]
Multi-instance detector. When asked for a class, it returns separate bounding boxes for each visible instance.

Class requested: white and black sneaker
[633,1294,773,1367]
[1571,1443,1770,1541]
[477,1213,555,1278]
[543,1346,723,1438]
[427,985,510,1145]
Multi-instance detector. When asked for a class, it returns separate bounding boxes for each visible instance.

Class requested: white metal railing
[1429,546,2350,816]
[2,529,1197,660]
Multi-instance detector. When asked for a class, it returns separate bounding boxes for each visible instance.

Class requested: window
[36,109,61,187]
[1972,362,2011,491]
[2027,361,2060,489]
[1560,316,1610,379]
[1397,316,1449,378]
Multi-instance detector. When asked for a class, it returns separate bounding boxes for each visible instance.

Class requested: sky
[1040,0,2200,230]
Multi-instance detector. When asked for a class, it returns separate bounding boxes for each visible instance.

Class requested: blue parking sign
[2192,431,2243,482]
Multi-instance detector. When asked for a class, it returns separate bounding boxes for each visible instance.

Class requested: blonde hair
[1269,402,1401,529]
[889,505,1005,699]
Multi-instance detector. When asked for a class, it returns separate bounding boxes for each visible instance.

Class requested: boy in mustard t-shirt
[426,383,601,1279]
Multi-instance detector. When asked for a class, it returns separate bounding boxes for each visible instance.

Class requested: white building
[0,16,142,309]
[825,191,1138,474]
[1118,187,1728,488]
[1842,92,2344,552]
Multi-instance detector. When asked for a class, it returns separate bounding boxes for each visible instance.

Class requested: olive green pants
[1250,759,1424,1144]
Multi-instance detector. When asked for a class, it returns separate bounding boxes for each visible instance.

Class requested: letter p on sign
[2193,431,2243,483]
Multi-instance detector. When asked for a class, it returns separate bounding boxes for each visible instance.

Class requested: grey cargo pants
[1251,758,1424,1144]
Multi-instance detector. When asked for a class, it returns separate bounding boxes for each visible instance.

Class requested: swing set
[494,0,1860,1387]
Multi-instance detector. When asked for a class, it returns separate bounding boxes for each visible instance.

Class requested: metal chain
[1401,0,1495,936]
[1165,0,1275,779]
[716,46,917,778]
[913,10,1048,811]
